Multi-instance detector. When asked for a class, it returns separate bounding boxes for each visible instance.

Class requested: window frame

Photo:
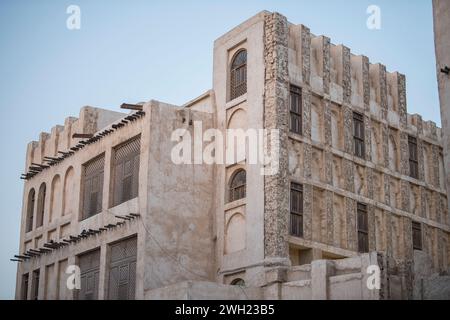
[412,221,422,251]
[112,136,141,207]
[353,112,365,159]
[81,154,105,221]
[290,182,304,238]
[229,49,247,101]
[228,169,246,203]
[289,85,302,135]
[408,135,419,179]
[357,202,369,253]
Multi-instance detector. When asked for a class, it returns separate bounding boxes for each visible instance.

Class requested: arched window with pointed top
[230,49,247,100]
[229,169,246,202]
[26,189,35,232]
[36,183,46,228]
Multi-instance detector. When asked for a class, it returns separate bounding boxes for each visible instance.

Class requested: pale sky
[0,0,440,299]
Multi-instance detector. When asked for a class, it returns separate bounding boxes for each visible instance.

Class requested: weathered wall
[433,0,450,218]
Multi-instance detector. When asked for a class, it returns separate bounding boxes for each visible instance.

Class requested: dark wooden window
[408,136,419,179]
[112,136,141,207]
[230,50,247,100]
[290,85,302,134]
[412,221,422,250]
[26,189,35,232]
[82,155,104,220]
[36,184,46,228]
[77,249,100,300]
[357,203,369,253]
[229,169,246,202]
[31,269,40,300]
[290,182,304,238]
[108,237,137,300]
[353,112,365,159]
[22,273,29,300]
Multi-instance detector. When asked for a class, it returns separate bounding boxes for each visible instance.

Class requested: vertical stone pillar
[303,184,313,241]
[397,73,408,129]
[322,37,331,95]
[362,56,370,113]
[302,89,312,139]
[400,180,410,212]
[324,100,332,149]
[399,132,409,176]
[345,197,357,252]
[343,105,353,154]
[263,12,290,261]
[381,124,390,169]
[300,25,311,86]
[383,174,391,207]
[364,115,372,161]
[343,159,355,193]
[325,190,334,245]
[385,213,394,258]
[379,64,388,121]
[342,46,352,105]
[368,205,376,252]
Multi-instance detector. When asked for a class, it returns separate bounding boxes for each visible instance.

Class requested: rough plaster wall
[144,102,215,291]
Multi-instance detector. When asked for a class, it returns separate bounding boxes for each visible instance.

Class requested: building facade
[15,11,450,300]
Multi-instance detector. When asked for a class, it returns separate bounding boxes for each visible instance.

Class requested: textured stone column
[396,73,408,129]
[402,216,413,261]
[303,143,312,179]
[381,124,390,169]
[364,115,372,161]
[324,100,332,149]
[322,37,331,95]
[324,151,333,184]
[342,46,352,105]
[379,64,388,121]
[325,190,334,245]
[399,132,409,176]
[368,205,376,251]
[343,159,355,193]
[419,186,427,219]
[385,213,393,257]
[345,197,357,251]
[303,184,313,241]
[383,174,391,207]
[343,105,353,154]
[400,180,410,212]
[263,12,290,260]
[300,25,311,86]
[362,56,370,112]
[302,89,312,139]
[418,138,426,181]
[366,168,374,200]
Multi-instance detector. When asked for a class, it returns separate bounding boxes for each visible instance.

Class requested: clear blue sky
[0,0,440,299]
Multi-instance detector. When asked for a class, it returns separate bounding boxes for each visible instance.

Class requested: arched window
[36,183,46,228]
[26,189,35,232]
[229,169,246,202]
[230,50,247,100]
[230,278,245,286]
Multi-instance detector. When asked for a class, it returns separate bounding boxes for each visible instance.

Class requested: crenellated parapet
[24,106,125,173]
